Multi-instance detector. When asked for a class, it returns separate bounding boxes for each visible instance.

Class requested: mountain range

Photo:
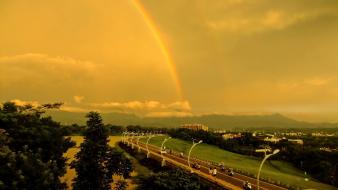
[47,111,338,129]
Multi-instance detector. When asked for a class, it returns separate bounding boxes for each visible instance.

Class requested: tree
[71,112,132,190]
[114,180,128,190]
[0,101,74,190]
[138,169,204,190]
[106,149,133,179]
[106,124,124,135]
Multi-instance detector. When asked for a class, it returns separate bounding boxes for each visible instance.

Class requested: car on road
[192,163,201,170]
[243,181,252,190]
[227,168,234,176]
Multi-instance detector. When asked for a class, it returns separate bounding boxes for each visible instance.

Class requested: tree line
[0,102,132,190]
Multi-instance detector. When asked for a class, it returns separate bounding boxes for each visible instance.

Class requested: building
[180,124,208,131]
[320,147,338,152]
[311,132,335,137]
[287,139,304,145]
[222,133,242,140]
[263,137,282,143]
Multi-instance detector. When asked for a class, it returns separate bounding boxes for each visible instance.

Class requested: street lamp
[121,132,126,143]
[256,149,280,190]
[136,134,143,152]
[160,136,171,166]
[255,148,272,157]
[133,132,140,149]
[131,132,136,149]
[126,132,131,146]
[188,139,203,173]
[122,132,129,144]
[146,134,155,158]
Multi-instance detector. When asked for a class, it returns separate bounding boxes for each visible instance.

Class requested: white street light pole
[146,135,154,158]
[136,134,142,152]
[126,132,131,146]
[257,149,280,190]
[255,148,271,157]
[188,139,203,172]
[121,132,125,143]
[122,132,129,144]
[160,137,171,166]
[131,133,136,149]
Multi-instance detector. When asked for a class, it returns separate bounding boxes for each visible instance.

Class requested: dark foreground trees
[0,102,74,190]
[71,112,132,190]
[138,169,206,190]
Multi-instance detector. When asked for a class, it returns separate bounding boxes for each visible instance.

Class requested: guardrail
[132,139,290,190]
[119,141,240,190]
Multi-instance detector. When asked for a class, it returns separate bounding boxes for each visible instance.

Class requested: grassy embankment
[141,135,337,190]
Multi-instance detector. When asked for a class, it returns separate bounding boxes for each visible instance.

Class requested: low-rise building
[263,137,282,143]
[180,124,208,131]
[312,132,335,137]
[222,133,242,140]
[287,139,304,145]
[319,147,338,152]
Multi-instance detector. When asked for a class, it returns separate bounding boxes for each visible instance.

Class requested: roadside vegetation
[123,125,337,188]
[166,128,338,186]
[71,112,132,190]
[119,142,213,190]
[0,102,133,190]
[0,102,74,189]
[141,135,337,190]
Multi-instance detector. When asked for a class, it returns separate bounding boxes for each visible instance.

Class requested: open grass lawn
[62,136,149,190]
[141,136,337,190]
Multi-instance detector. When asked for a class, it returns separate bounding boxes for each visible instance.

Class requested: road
[125,138,288,190]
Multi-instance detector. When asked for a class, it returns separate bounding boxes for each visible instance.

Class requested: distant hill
[47,111,338,129]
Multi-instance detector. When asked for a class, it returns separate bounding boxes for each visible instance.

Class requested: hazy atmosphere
[1,0,338,122]
[1,1,338,190]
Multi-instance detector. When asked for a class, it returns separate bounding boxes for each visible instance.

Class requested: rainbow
[131,0,184,100]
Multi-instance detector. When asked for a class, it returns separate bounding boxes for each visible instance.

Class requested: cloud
[6,99,192,117]
[0,53,96,88]
[91,100,191,113]
[279,76,336,90]
[205,4,338,34]
[60,106,89,113]
[8,99,89,113]
[10,99,40,107]
[73,95,85,103]
[206,9,305,33]
[145,111,193,117]
[167,101,191,111]
[90,100,192,117]
[305,77,336,86]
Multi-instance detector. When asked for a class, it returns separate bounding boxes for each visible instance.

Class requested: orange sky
[1,0,338,122]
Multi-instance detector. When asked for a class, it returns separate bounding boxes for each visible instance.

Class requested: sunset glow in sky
[1,0,338,121]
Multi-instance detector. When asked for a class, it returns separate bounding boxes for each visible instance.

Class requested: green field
[141,136,337,190]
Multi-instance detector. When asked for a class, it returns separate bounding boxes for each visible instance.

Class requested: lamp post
[160,137,171,166]
[146,134,155,158]
[131,133,136,149]
[126,132,131,146]
[255,148,271,157]
[122,132,129,144]
[188,139,203,172]
[121,132,125,143]
[256,149,280,190]
[136,134,143,152]
[133,132,139,149]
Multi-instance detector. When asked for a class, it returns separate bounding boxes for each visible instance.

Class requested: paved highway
[125,138,288,190]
